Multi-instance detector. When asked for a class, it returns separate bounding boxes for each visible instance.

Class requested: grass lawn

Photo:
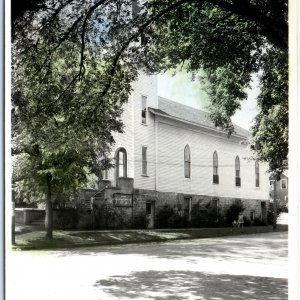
[15,231,87,248]
[13,224,288,250]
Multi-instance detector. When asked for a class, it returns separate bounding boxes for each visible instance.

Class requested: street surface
[6,232,287,300]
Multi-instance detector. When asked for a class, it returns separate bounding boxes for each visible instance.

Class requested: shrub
[225,201,245,226]
[267,202,287,226]
[243,217,251,227]
[191,209,209,227]
[155,204,188,229]
[253,217,266,226]
[132,212,149,229]
[54,208,79,229]
[168,213,189,228]
[155,205,175,228]
[94,202,128,229]
[191,204,225,228]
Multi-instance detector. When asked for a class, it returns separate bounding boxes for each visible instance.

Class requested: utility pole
[11,183,16,245]
[272,174,279,229]
[273,180,277,228]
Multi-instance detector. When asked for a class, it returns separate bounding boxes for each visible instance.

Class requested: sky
[157,71,259,131]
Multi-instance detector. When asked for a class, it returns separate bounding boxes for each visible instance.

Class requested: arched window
[235,156,241,186]
[184,145,191,178]
[141,96,147,124]
[115,148,127,178]
[213,151,219,184]
[255,161,260,187]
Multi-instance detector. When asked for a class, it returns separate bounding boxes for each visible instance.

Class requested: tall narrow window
[235,156,241,186]
[141,95,147,124]
[116,148,127,178]
[142,146,147,175]
[184,145,191,178]
[270,180,275,190]
[213,151,219,184]
[255,161,260,187]
[281,179,287,189]
[102,169,108,180]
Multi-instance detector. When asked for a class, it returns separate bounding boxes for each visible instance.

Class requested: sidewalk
[13,224,288,250]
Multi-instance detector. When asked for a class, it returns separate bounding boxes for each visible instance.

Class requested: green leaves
[12,2,133,204]
[250,48,288,173]
[251,104,288,173]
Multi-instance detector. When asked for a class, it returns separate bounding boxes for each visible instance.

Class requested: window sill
[141,123,148,126]
[141,174,149,177]
[184,178,191,181]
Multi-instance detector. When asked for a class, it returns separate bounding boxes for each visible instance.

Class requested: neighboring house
[269,172,288,208]
[88,74,270,228]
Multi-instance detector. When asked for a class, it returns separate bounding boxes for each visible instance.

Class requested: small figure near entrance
[232,213,244,229]
[237,212,244,229]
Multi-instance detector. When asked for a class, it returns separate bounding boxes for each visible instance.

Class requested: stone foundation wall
[59,183,269,229]
[133,188,269,223]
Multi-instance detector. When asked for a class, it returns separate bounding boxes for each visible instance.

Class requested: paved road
[6,232,287,300]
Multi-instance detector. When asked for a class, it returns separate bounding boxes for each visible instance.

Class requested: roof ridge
[158,96,208,115]
[158,96,250,135]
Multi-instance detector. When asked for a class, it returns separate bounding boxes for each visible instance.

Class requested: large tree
[12,25,126,237]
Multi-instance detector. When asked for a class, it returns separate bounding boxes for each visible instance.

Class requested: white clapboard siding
[132,73,157,190]
[109,93,135,182]
[109,73,157,189]
[109,73,269,202]
[156,118,269,200]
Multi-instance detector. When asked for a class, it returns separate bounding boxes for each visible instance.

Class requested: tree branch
[89,0,193,118]
[46,0,287,105]
[79,0,112,80]
[207,0,288,50]
[56,0,111,100]
[37,15,84,74]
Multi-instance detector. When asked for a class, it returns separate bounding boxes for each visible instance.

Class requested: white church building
[93,74,270,228]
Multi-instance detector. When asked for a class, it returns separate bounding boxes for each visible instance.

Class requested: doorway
[146,201,155,229]
[261,201,267,224]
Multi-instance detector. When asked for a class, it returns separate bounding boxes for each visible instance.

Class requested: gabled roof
[150,97,250,138]
[269,172,288,180]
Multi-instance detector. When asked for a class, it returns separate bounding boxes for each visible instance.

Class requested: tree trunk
[272,179,278,229]
[45,179,53,239]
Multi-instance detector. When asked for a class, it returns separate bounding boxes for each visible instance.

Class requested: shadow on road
[95,270,287,300]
